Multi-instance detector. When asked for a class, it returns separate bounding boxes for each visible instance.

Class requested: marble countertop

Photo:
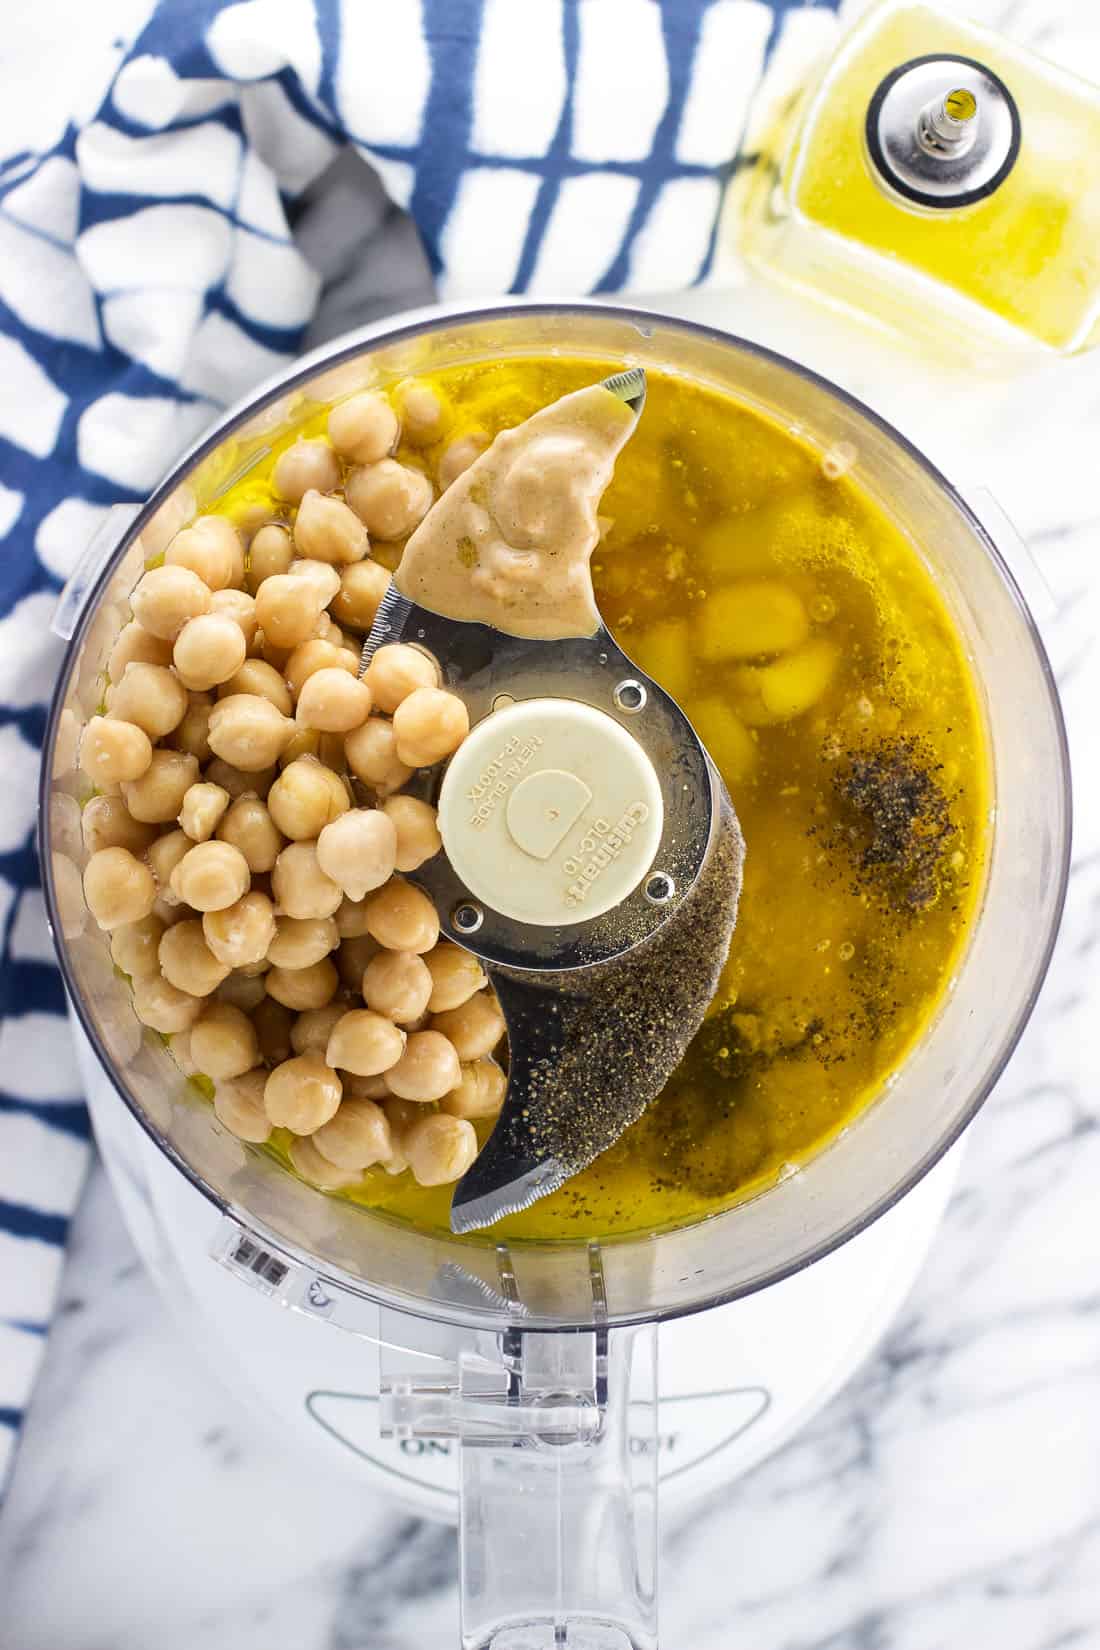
[3,6,1100,1646]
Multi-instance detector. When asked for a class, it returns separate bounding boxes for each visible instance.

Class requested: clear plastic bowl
[39,303,1071,1334]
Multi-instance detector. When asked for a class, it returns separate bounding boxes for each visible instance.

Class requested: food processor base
[75,1018,960,1518]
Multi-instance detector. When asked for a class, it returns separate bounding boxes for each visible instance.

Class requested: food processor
[40,305,1070,1650]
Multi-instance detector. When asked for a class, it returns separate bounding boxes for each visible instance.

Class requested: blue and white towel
[0,0,840,1491]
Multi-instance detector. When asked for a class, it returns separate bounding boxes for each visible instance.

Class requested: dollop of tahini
[394,384,638,640]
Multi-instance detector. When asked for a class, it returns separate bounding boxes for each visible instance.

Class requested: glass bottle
[737,0,1100,358]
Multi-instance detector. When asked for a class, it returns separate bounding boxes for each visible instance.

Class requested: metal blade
[357,581,416,676]
[600,366,647,414]
[449,970,572,1233]
[450,784,744,1233]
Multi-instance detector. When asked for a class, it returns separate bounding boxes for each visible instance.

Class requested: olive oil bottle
[737,0,1100,358]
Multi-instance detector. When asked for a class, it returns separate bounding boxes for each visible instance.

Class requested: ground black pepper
[826,735,957,914]
[452,791,745,1220]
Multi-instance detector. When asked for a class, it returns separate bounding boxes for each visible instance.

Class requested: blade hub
[438,696,664,929]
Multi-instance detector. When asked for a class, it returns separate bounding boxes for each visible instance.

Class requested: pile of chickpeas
[75,379,508,1195]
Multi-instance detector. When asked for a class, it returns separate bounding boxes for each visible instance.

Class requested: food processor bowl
[39,304,1070,1650]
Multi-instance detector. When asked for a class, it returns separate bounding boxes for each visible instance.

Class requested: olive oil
[738,1,1100,356]
[218,355,989,1242]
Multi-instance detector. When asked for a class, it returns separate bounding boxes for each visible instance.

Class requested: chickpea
[158,918,230,996]
[146,828,191,900]
[384,1029,461,1102]
[272,840,342,920]
[220,658,292,715]
[290,1003,345,1057]
[381,795,441,872]
[331,560,389,632]
[379,1137,408,1177]
[273,437,340,504]
[108,620,174,680]
[173,613,247,691]
[165,515,241,591]
[438,432,487,490]
[312,611,348,649]
[342,1071,390,1101]
[202,889,276,967]
[213,1068,271,1143]
[50,792,82,865]
[215,970,268,1013]
[204,756,275,800]
[325,1008,405,1077]
[432,991,506,1061]
[191,1002,259,1080]
[365,644,439,714]
[246,523,294,593]
[179,781,230,842]
[121,749,199,824]
[312,1099,392,1171]
[259,632,292,673]
[293,489,368,566]
[170,840,250,912]
[344,717,413,795]
[265,957,339,1012]
[424,942,488,1012]
[151,895,185,929]
[207,693,292,772]
[130,564,211,640]
[82,846,156,932]
[337,933,378,991]
[284,640,355,702]
[383,1096,423,1137]
[365,878,439,954]
[286,557,342,608]
[346,459,433,540]
[108,661,189,739]
[380,1098,416,1176]
[392,687,469,768]
[267,914,338,970]
[80,716,152,786]
[278,726,318,768]
[335,895,372,938]
[328,391,398,464]
[363,949,432,1025]
[81,794,157,857]
[295,668,372,734]
[171,693,213,762]
[132,971,203,1035]
[109,912,165,979]
[253,995,295,1065]
[288,1134,361,1189]
[267,756,349,841]
[313,809,395,903]
[217,794,283,872]
[395,380,446,445]
[404,1113,477,1187]
[264,1053,342,1134]
[439,1057,507,1120]
[209,587,258,647]
[255,573,322,649]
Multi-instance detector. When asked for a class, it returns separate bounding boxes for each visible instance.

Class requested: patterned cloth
[0,0,840,1490]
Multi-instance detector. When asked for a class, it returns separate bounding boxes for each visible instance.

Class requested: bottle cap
[866,54,1020,209]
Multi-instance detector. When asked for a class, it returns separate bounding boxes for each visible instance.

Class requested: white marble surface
[4,5,1100,1646]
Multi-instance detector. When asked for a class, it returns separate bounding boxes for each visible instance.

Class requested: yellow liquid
[218,355,989,1244]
